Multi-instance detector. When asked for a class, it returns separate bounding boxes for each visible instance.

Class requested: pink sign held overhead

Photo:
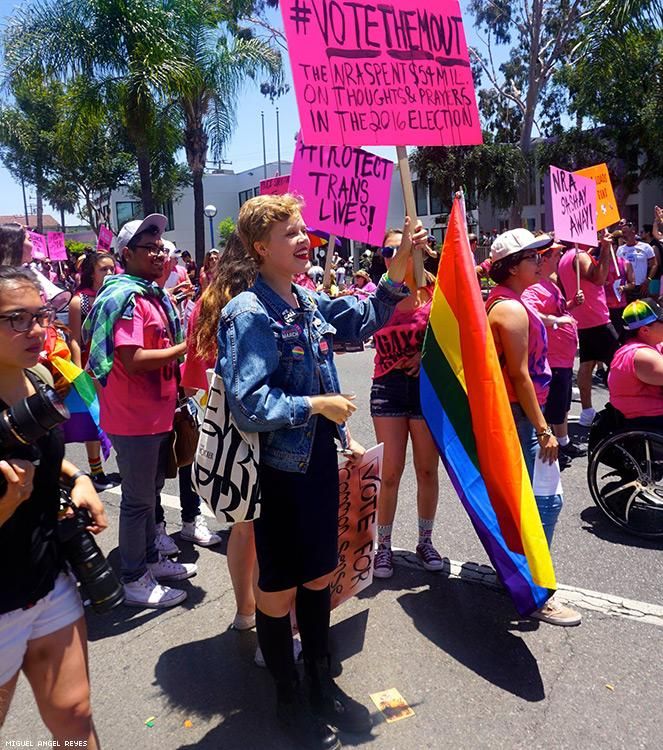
[260,175,290,195]
[97,225,113,251]
[288,136,393,246]
[549,166,597,247]
[28,231,48,260]
[281,0,482,147]
[46,232,68,261]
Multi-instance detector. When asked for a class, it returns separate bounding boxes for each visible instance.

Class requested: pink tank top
[608,341,663,418]
[372,292,432,378]
[557,249,609,329]
[486,285,551,406]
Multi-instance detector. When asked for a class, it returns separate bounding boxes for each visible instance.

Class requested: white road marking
[392,549,663,627]
[105,486,215,519]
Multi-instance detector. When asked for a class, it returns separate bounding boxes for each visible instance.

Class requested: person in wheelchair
[588,298,663,535]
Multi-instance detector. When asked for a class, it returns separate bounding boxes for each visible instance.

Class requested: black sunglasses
[381,246,397,259]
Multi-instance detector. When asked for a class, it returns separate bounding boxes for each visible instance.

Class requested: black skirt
[255,417,339,592]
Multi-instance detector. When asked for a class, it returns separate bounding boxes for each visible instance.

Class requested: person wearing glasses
[83,215,194,609]
[371,228,443,580]
[487,229,580,627]
[617,221,657,297]
[0,266,107,746]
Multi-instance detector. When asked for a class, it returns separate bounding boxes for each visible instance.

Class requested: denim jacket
[216,273,408,472]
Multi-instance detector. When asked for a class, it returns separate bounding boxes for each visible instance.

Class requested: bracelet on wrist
[70,470,91,485]
[535,426,553,439]
[381,273,404,289]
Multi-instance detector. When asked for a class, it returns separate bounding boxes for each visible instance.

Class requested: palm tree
[174,2,281,263]
[3,0,192,214]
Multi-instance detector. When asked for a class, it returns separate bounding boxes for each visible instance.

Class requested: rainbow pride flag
[420,195,556,615]
[43,332,111,460]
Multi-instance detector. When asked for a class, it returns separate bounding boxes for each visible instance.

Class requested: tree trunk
[192,167,206,267]
[36,188,43,234]
[184,110,209,268]
[136,146,155,215]
[59,207,66,233]
[125,94,155,215]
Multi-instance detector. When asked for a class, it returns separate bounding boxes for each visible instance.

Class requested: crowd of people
[1,200,662,748]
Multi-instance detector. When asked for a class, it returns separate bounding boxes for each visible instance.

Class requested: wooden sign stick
[323,234,336,291]
[609,245,620,276]
[396,146,425,288]
[575,247,581,295]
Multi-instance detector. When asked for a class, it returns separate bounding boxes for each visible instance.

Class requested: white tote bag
[192,371,261,524]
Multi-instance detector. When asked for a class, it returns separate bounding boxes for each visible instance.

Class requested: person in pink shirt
[85,214,195,609]
[557,237,619,427]
[522,242,586,468]
[371,224,443,581]
[346,270,377,300]
[607,298,663,425]
[604,243,635,342]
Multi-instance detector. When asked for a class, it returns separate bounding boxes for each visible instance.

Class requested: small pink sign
[549,166,597,246]
[46,231,68,261]
[260,175,290,195]
[97,225,113,251]
[281,0,482,147]
[288,135,393,245]
[28,230,47,260]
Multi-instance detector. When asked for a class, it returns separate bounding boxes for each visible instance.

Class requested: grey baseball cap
[116,213,168,250]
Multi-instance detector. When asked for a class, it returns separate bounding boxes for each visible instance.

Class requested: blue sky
[0,1,491,223]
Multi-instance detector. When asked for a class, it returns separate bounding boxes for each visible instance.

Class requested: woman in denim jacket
[217,194,426,749]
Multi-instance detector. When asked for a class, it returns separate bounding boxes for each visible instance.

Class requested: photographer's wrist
[70,470,91,486]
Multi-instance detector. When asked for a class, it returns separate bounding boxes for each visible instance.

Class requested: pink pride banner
[289,136,393,245]
[97,225,113,251]
[28,231,48,260]
[259,175,290,195]
[331,443,382,610]
[549,166,597,246]
[46,232,67,261]
[280,0,482,147]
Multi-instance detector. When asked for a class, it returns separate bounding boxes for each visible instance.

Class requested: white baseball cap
[490,228,553,262]
[163,239,181,258]
[116,213,168,251]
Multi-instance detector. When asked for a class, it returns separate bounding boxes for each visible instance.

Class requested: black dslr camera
[0,381,123,612]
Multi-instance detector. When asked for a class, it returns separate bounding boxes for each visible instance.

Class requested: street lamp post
[204,204,217,249]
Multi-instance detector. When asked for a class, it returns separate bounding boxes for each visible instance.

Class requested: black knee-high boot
[256,608,339,750]
[296,587,372,735]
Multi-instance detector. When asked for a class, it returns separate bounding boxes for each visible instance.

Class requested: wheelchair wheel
[588,430,663,538]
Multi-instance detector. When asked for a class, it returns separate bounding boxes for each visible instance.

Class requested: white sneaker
[155,522,180,557]
[254,637,302,668]
[232,612,256,630]
[149,554,197,582]
[180,516,222,547]
[123,570,187,609]
[578,408,596,427]
[530,595,582,627]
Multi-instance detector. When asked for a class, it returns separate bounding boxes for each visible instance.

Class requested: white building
[109,158,478,265]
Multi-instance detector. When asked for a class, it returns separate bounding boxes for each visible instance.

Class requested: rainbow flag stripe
[420,196,556,615]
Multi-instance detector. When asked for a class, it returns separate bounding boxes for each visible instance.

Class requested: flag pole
[396,146,425,288]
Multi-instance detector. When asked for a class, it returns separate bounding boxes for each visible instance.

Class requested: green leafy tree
[3,0,193,214]
[537,26,663,213]
[218,216,236,244]
[174,0,282,264]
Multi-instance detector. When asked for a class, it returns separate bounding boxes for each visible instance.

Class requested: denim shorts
[0,572,83,685]
[370,369,423,419]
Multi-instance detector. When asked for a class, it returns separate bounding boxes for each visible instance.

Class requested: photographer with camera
[0,267,107,746]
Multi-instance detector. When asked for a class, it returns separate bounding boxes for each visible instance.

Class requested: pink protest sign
[46,232,67,261]
[28,231,47,260]
[260,175,290,195]
[97,225,113,251]
[289,136,393,245]
[549,166,597,246]
[281,0,482,147]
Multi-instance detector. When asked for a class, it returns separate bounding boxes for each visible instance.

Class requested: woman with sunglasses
[486,229,580,627]
[0,266,107,745]
[371,229,443,580]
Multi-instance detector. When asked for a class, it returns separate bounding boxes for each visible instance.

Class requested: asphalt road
[3,349,662,749]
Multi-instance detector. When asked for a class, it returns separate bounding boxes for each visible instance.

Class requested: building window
[429,182,444,215]
[431,227,443,246]
[116,200,142,227]
[116,199,174,231]
[526,217,535,231]
[239,187,260,207]
[412,180,429,216]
